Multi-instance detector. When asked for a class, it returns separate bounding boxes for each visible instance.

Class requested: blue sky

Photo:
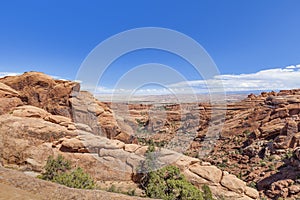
[1,0,300,93]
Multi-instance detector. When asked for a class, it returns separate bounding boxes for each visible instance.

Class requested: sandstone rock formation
[107,90,300,199]
[0,72,80,117]
[0,72,259,199]
[0,166,153,200]
[0,110,258,199]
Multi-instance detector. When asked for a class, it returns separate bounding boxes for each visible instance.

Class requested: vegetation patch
[39,155,96,189]
[138,143,215,200]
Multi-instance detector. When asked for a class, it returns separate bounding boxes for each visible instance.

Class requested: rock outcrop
[0,166,153,200]
[0,111,258,199]
[0,72,259,199]
[0,72,80,118]
[107,90,300,199]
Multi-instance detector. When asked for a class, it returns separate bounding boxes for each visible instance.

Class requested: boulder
[289,184,300,194]
[182,169,210,187]
[221,172,246,194]
[244,186,259,199]
[124,144,140,152]
[60,138,86,153]
[209,185,245,199]
[12,105,49,118]
[0,97,23,115]
[45,115,72,125]
[0,82,19,97]
[0,115,74,167]
[260,118,285,138]
[189,163,222,183]
[174,155,199,170]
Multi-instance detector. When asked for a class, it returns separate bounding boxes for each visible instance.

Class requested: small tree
[139,142,159,172]
[40,155,71,180]
[40,155,95,189]
[53,167,95,189]
[144,165,204,200]
[138,144,204,200]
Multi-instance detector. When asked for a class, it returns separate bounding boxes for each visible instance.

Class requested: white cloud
[169,64,300,93]
[286,65,296,69]
[93,64,300,94]
[0,72,21,78]
[2,62,300,95]
[73,80,82,83]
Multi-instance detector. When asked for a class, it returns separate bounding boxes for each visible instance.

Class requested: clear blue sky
[1,0,300,92]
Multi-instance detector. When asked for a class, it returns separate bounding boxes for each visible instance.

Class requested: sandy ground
[0,183,42,200]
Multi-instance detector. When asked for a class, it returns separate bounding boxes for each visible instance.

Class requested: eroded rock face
[221,172,246,194]
[0,106,258,199]
[0,114,74,170]
[0,72,128,142]
[70,91,128,140]
[0,72,80,117]
[0,82,23,114]
[110,89,300,199]
[0,72,270,199]
[189,164,222,183]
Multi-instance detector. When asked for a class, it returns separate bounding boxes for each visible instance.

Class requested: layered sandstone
[0,72,259,199]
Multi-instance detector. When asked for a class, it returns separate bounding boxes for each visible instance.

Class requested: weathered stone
[0,72,79,118]
[182,169,210,187]
[244,186,259,199]
[189,163,222,183]
[174,155,199,170]
[0,82,19,97]
[87,104,104,115]
[44,114,72,125]
[126,153,144,172]
[156,148,181,166]
[60,138,85,152]
[0,72,265,199]
[289,184,300,194]
[221,172,246,194]
[124,144,140,152]
[75,123,93,132]
[12,105,49,119]
[0,97,23,115]
[99,149,131,162]
[209,185,245,199]
[67,124,76,130]
[134,146,149,156]
[294,147,300,160]
[260,118,285,137]
[105,140,125,149]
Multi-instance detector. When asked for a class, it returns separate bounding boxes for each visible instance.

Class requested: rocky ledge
[0,72,259,199]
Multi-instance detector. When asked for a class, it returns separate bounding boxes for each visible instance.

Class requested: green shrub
[53,167,95,189]
[142,165,204,200]
[284,150,293,159]
[259,160,267,167]
[40,155,71,180]
[202,184,215,200]
[40,155,95,189]
[248,181,257,189]
[138,144,216,200]
[138,142,160,174]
